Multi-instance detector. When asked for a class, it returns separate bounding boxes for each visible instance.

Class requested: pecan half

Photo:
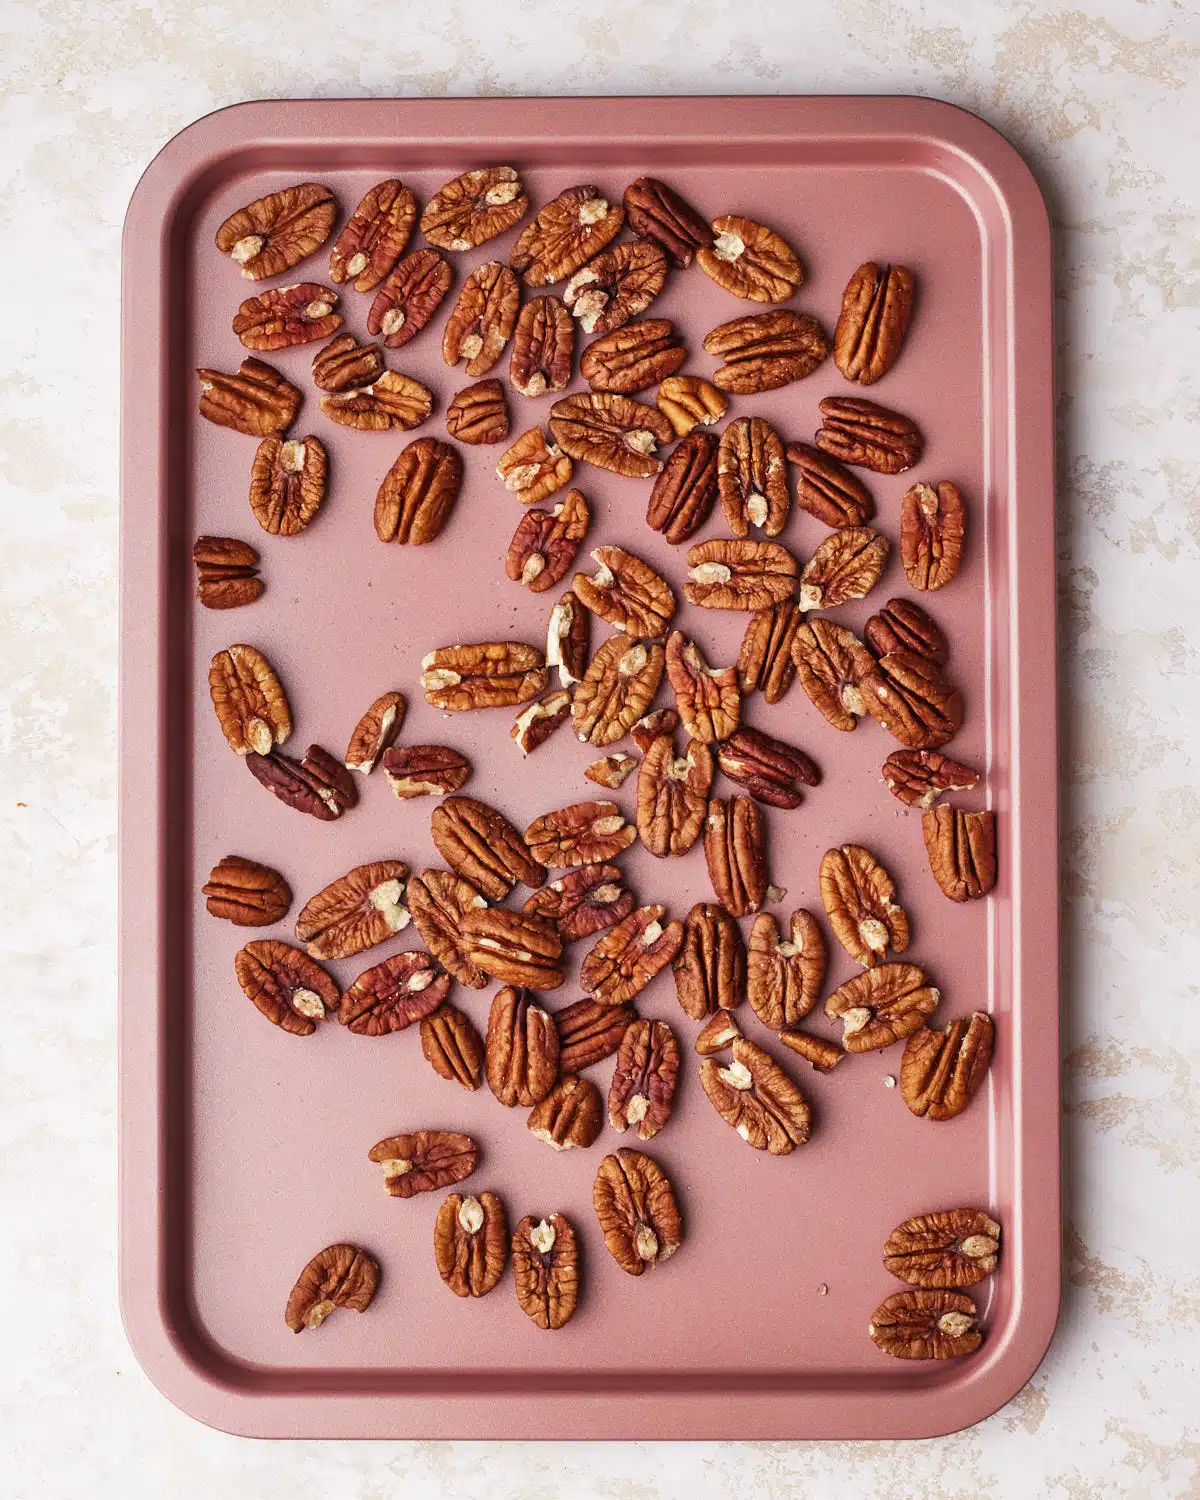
[554,995,637,1070]
[486,986,560,1105]
[820,845,910,969]
[635,733,713,857]
[631,707,680,753]
[747,910,825,1028]
[509,295,574,396]
[623,177,709,267]
[246,745,357,821]
[646,431,719,545]
[665,632,740,744]
[816,396,923,474]
[580,318,686,393]
[737,601,802,704]
[824,962,939,1052]
[901,1013,995,1121]
[546,589,590,688]
[564,241,668,334]
[776,1028,844,1072]
[524,865,634,944]
[862,651,964,749]
[208,644,290,756]
[421,641,547,711]
[374,437,463,545]
[248,435,327,537]
[799,527,889,611]
[459,907,564,990]
[320,370,433,431]
[382,744,472,798]
[407,869,489,987]
[528,1075,603,1149]
[834,262,915,385]
[883,749,979,810]
[446,380,509,445]
[695,1008,742,1055]
[865,598,949,666]
[345,691,406,774]
[673,902,746,1020]
[791,619,875,732]
[234,939,338,1036]
[656,374,727,435]
[716,725,818,810]
[699,1037,811,1153]
[193,536,263,609]
[285,1244,378,1333]
[369,1130,478,1199]
[215,183,336,281]
[524,801,636,868]
[923,806,997,902]
[703,310,830,394]
[571,634,665,746]
[506,489,590,592]
[496,427,573,503]
[717,417,788,538]
[312,332,385,393]
[431,795,543,899]
[442,261,521,376]
[884,1208,1001,1287]
[510,185,624,285]
[339,950,449,1035]
[232,282,341,353]
[367,249,453,349]
[549,392,674,479]
[697,214,803,302]
[435,1192,507,1298]
[573,545,675,639]
[197,358,300,437]
[203,855,291,926]
[580,905,684,1006]
[512,1214,579,1329]
[900,481,966,590]
[421,166,528,250]
[703,796,768,917]
[869,1290,981,1360]
[785,441,874,527]
[609,1019,680,1140]
[684,538,798,611]
[295,859,410,959]
[584,753,639,789]
[511,691,573,755]
[593,1148,681,1274]
[421,1001,485,1088]
[329,179,416,291]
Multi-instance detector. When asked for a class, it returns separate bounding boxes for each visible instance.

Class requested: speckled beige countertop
[4,0,1198,1494]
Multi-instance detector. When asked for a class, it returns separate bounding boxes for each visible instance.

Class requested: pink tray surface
[119,95,1058,1440]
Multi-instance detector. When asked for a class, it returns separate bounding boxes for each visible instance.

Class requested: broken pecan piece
[295,859,410,960]
[580,318,686,393]
[528,1075,603,1150]
[421,641,547,712]
[593,1148,682,1274]
[697,214,803,302]
[216,183,336,281]
[431,795,543,900]
[510,185,624,285]
[799,527,890,611]
[631,707,679,753]
[549,392,674,479]
[442,261,521,376]
[203,855,291,926]
[699,1037,811,1153]
[865,598,949,666]
[339,950,449,1035]
[747,910,825,1028]
[609,1018,680,1140]
[506,489,591,592]
[554,995,637,1070]
[421,166,528,250]
[486,986,560,1106]
[862,651,964,750]
[374,437,463,545]
[496,427,573,503]
[791,619,876,732]
[718,416,789,538]
[208,644,290,756]
[825,962,939,1052]
[564,241,668,335]
[329,179,416,291]
[785,440,874,527]
[445,380,509,445]
[623,177,709,267]
[695,1008,742,1056]
[232,282,341,351]
[524,800,636,868]
[656,374,727,436]
[716,725,818,810]
[571,634,665,746]
[197,358,300,437]
[635,733,713,857]
[435,1192,507,1298]
[901,481,966,590]
[546,589,590,689]
[193,536,264,609]
[345,691,406,774]
[673,902,746,1020]
[883,748,979,810]
[737,601,803,704]
[703,796,768,917]
[246,745,357,821]
[884,1208,1001,1288]
[646,431,719,545]
[776,1028,844,1072]
[421,1002,485,1089]
[834,262,915,385]
[704,310,830,393]
[320,370,433,431]
[285,1243,378,1333]
[922,806,997,902]
[508,295,574,396]
[407,869,489,987]
[869,1290,981,1360]
[584,752,639,789]
[311,332,385,393]
[511,691,572,755]
[234,939,338,1036]
[524,865,634,944]
[369,1130,478,1199]
[665,632,740,744]
[381,744,472,798]
[574,545,675,639]
[820,844,910,968]
[901,1013,995,1121]
[460,908,564,990]
[684,537,798,611]
[367,249,452,349]
[816,396,923,474]
[248,435,327,537]
[512,1214,580,1329]
[580,904,684,1006]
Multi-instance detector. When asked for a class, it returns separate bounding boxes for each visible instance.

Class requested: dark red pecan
[865,598,949,665]
[554,997,638,1072]
[329,179,417,291]
[366,249,453,348]
[785,441,874,527]
[246,745,358,821]
[646,431,719,545]
[442,261,521,377]
[509,295,574,397]
[623,177,710,267]
[231,283,342,351]
[608,1018,680,1141]
[524,864,635,943]
[339,951,449,1035]
[716,726,819,809]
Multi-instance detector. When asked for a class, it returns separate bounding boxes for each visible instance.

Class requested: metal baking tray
[119,95,1058,1439]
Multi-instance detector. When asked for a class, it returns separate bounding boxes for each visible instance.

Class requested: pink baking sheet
[118,95,1058,1439]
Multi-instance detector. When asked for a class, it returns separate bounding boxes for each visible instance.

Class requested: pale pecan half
[430,795,544,899]
[506,489,591,592]
[609,1019,680,1140]
[209,644,291,756]
[510,185,624,286]
[232,282,342,351]
[869,1290,981,1360]
[446,380,509,445]
[631,707,679,753]
[546,589,590,688]
[512,1214,580,1329]
[695,1008,742,1056]
[197,358,300,437]
[673,902,746,1020]
[776,1028,844,1072]
[684,537,798,611]
[407,868,489,987]
[345,691,406,774]
[246,745,357,821]
[697,215,804,303]
[884,1208,1001,1288]
[703,796,768,917]
[320,370,433,431]
[834,262,915,385]
[716,725,819,810]
[737,601,803,704]
[593,1148,681,1274]
[369,1130,478,1199]
[883,749,979,810]
[703,310,830,394]
[656,374,727,436]
[381,744,472,798]
[312,332,385,393]
[816,397,923,474]
[623,177,709,267]
[573,545,676,638]
[747,909,825,1028]
[646,431,719,544]
[799,527,890,611]
[785,441,875,527]
[193,536,264,609]
[367,249,453,349]
[511,691,572,755]
[580,905,684,1006]
[524,865,634,943]
[554,995,637,1070]
[549,392,674,479]
[791,619,876,732]
[527,1075,603,1150]
[865,598,949,666]
[580,318,686,393]
[339,950,449,1035]
[862,651,964,750]
[699,1037,811,1154]
[564,241,668,335]
[635,733,713,857]
[329,179,417,291]
[824,962,939,1052]
[509,295,574,396]
[285,1244,378,1333]
[294,859,410,960]
[374,437,463,545]
[460,908,565,990]
[421,641,547,712]
[496,427,573,504]
[203,855,291,926]
[421,166,528,250]
[216,183,336,281]
[486,986,560,1106]
[901,1013,995,1121]
[820,845,910,969]
[524,800,636,868]
[923,806,997,902]
[901,481,966,591]
[665,632,740,744]
[717,416,789,537]
[435,1192,507,1298]
[248,435,327,537]
[571,634,665,746]
[421,1002,484,1089]
[442,261,521,376]
[234,939,338,1037]
[584,752,639,789]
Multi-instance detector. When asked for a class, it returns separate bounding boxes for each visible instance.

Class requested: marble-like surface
[3,0,1198,1493]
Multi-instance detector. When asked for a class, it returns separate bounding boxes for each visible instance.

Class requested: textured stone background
[3,0,1197,1494]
